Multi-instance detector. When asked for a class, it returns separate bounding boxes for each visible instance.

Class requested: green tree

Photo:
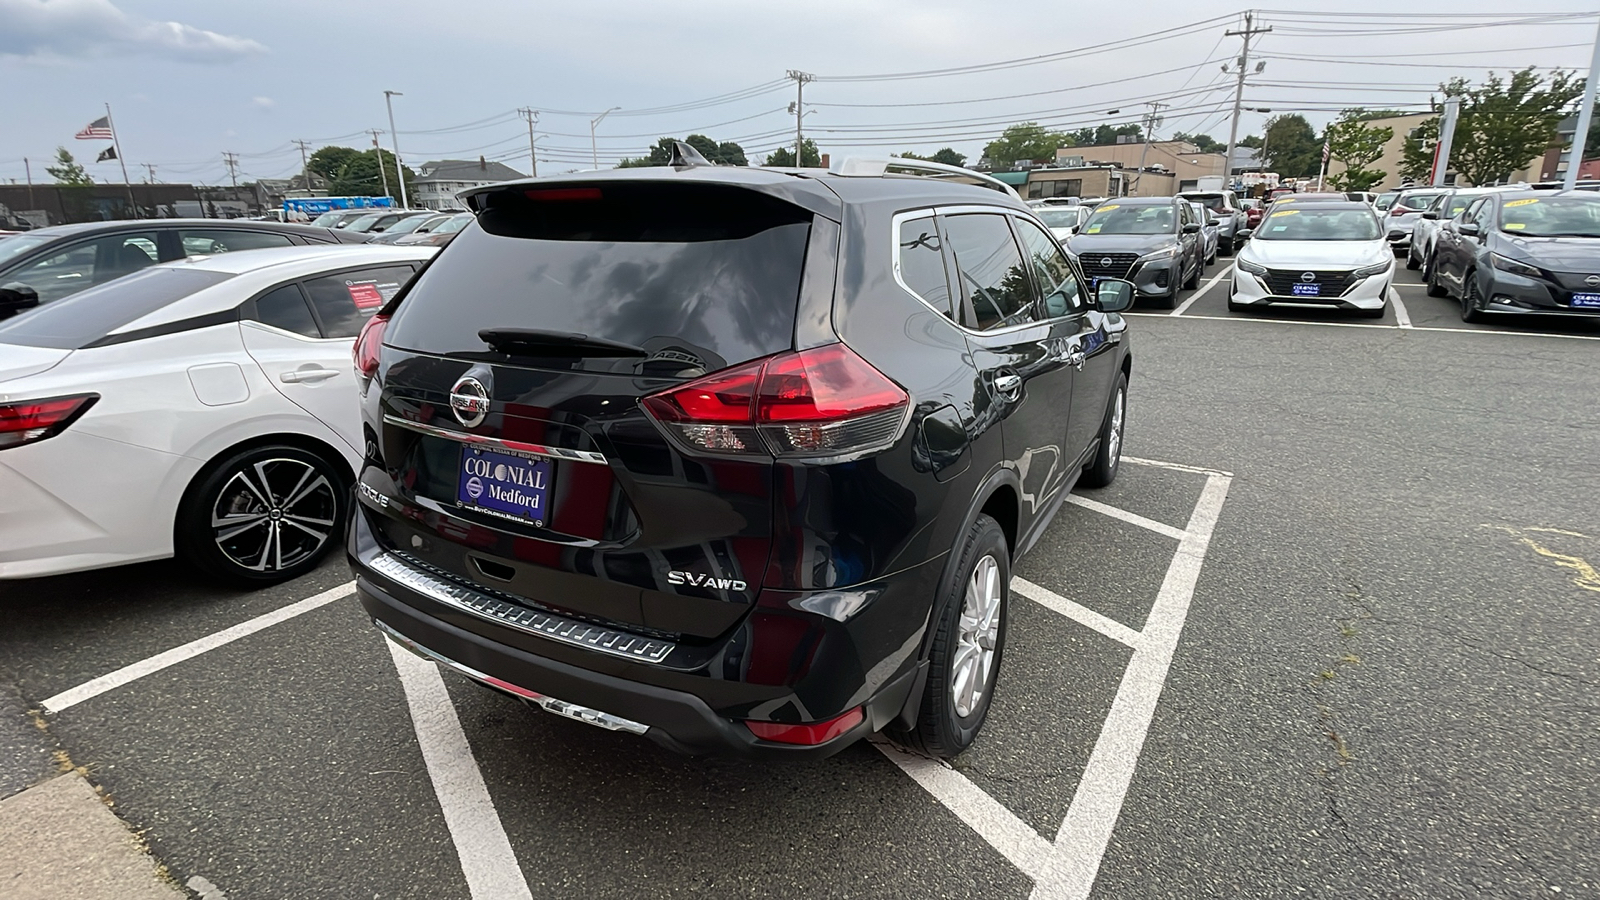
[765,139,821,167]
[1068,123,1142,147]
[895,147,969,167]
[45,147,93,186]
[1262,114,1321,178]
[328,149,414,197]
[1238,135,1264,150]
[619,134,748,167]
[1324,112,1394,191]
[308,146,362,180]
[1445,68,1583,185]
[983,122,1070,170]
[1172,132,1224,153]
[1399,117,1440,183]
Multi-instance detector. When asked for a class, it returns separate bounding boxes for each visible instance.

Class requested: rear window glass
[0,268,233,349]
[385,184,813,372]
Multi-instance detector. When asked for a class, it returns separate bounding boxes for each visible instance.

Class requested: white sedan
[0,244,434,582]
[1228,202,1393,318]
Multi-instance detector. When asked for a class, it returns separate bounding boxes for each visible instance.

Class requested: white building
[412,158,526,210]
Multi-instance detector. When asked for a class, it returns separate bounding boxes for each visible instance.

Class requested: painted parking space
[6,458,1230,900]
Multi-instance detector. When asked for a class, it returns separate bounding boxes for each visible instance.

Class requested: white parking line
[1122,456,1233,478]
[1170,265,1233,317]
[41,582,354,714]
[1064,494,1187,542]
[872,739,1055,880]
[1389,287,1413,329]
[1011,578,1142,649]
[1034,472,1231,900]
[387,640,534,900]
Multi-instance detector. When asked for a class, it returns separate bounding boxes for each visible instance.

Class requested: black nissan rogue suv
[348,151,1136,759]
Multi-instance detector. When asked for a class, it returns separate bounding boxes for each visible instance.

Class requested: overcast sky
[2,0,1597,187]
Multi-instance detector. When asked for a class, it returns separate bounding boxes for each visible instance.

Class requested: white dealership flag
[76,116,114,140]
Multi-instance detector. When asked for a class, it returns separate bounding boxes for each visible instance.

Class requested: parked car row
[1424,190,1600,323]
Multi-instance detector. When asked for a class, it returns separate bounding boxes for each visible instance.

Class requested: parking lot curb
[0,771,186,900]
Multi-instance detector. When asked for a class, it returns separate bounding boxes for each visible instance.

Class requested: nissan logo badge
[1586,275,1600,287]
[1100,257,1113,267]
[450,376,490,428]
[1300,272,1316,283]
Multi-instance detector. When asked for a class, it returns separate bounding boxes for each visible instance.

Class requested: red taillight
[524,187,603,202]
[354,313,390,380]
[0,393,97,450]
[744,706,864,745]
[641,343,909,459]
[1390,206,1412,216]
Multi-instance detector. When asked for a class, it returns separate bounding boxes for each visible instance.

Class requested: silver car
[1177,190,1247,256]
[1186,200,1218,265]
[1383,187,1449,256]
[1407,187,1522,273]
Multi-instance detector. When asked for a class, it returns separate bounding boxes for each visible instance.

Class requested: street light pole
[384,90,408,208]
[590,107,621,170]
[1564,18,1600,190]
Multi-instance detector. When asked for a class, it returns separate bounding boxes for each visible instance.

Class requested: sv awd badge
[667,571,747,592]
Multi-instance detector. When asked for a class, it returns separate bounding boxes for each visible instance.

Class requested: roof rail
[829,157,1020,199]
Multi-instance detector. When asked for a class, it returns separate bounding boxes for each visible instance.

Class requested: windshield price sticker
[1086,224,1103,233]
[1097,205,1119,212]
[1270,210,1299,218]
[1504,198,1541,208]
[346,279,402,310]
[1504,223,1527,230]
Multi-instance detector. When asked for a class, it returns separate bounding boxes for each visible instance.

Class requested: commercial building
[1326,112,1550,190]
[1056,141,1226,191]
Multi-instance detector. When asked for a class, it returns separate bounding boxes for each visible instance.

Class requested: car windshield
[1396,192,1444,212]
[0,233,52,266]
[0,268,234,349]
[1185,194,1229,211]
[1036,209,1079,228]
[1374,193,1398,210]
[385,216,434,235]
[1497,196,1600,237]
[1081,203,1174,235]
[310,212,343,227]
[1255,207,1381,241]
[347,214,383,231]
[434,214,473,234]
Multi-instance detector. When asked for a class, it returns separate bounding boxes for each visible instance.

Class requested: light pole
[384,90,408,208]
[590,107,620,169]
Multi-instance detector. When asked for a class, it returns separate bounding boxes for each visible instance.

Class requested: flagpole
[104,102,137,216]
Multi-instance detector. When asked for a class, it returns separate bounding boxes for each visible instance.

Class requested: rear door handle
[280,366,340,384]
[994,373,1021,395]
[1064,350,1086,370]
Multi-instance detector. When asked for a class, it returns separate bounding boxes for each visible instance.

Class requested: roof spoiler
[829,157,1020,199]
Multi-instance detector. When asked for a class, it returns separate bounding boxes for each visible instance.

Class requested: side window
[942,214,1036,332]
[179,229,295,257]
[1462,199,1488,230]
[1013,218,1084,318]
[303,265,415,338]
[7,232,161,304]
[253,284,320,338]
[896,215,954,319]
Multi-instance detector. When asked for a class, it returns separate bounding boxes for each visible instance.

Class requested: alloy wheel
[951,554,1003,718]
[210,458,337,573]
[1107,387,1125,465]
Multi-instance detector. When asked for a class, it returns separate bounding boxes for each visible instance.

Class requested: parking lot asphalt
[2,260,1597,899]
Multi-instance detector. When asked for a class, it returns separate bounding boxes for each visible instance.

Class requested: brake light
[1390,206,1412,216]
[0,394,98,450]
[642,343,909,459]
[524,187,602,202]
[744,706,864,745]
[354,313,390,380]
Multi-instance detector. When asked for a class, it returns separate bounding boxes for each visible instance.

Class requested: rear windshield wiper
[478,328,647,358]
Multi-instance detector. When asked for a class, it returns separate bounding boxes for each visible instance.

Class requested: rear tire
[1426,260,1449,298]
[1460,272,1486,323]
[1183,259,1201,290]
[1405,244,1420,270]
[889,514,1009,759]
[176,444,349,586]
[1079,373,1127,489]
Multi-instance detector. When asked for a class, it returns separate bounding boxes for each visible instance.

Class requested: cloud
[251,96,275,109]
[0,0,266,62]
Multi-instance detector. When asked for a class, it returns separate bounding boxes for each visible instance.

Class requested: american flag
[1321,140,1330,165]
[75,116,113,140]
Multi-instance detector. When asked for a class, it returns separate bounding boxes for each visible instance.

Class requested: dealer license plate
[1291,283,1321,297]
[1570,292,1600,308]
[457,446,552,526]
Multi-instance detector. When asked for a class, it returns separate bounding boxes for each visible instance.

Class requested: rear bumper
[348,505,930,757]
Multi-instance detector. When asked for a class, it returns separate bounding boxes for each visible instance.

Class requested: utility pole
[23,157,33,209]
[222,151,239,188]
[384,90,408,208]
[293,139,313,192]
[1431,98,1462,187]
[368,129,391,199]
[1222,12,1272,192]
[787,70,814,166]
[518,108,540,177]
[142,163,157,183]
[1130,101,1169,194]
[1564,18,1600,189]
[590,107,620,169]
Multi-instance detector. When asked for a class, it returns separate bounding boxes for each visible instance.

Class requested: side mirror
[0,282,40,319]
[1182,223,1202,234]
[1421,211,1439,220]
[1239,228,1254,240]
[1458,222,1480,237]
[1096,278,1135,313]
